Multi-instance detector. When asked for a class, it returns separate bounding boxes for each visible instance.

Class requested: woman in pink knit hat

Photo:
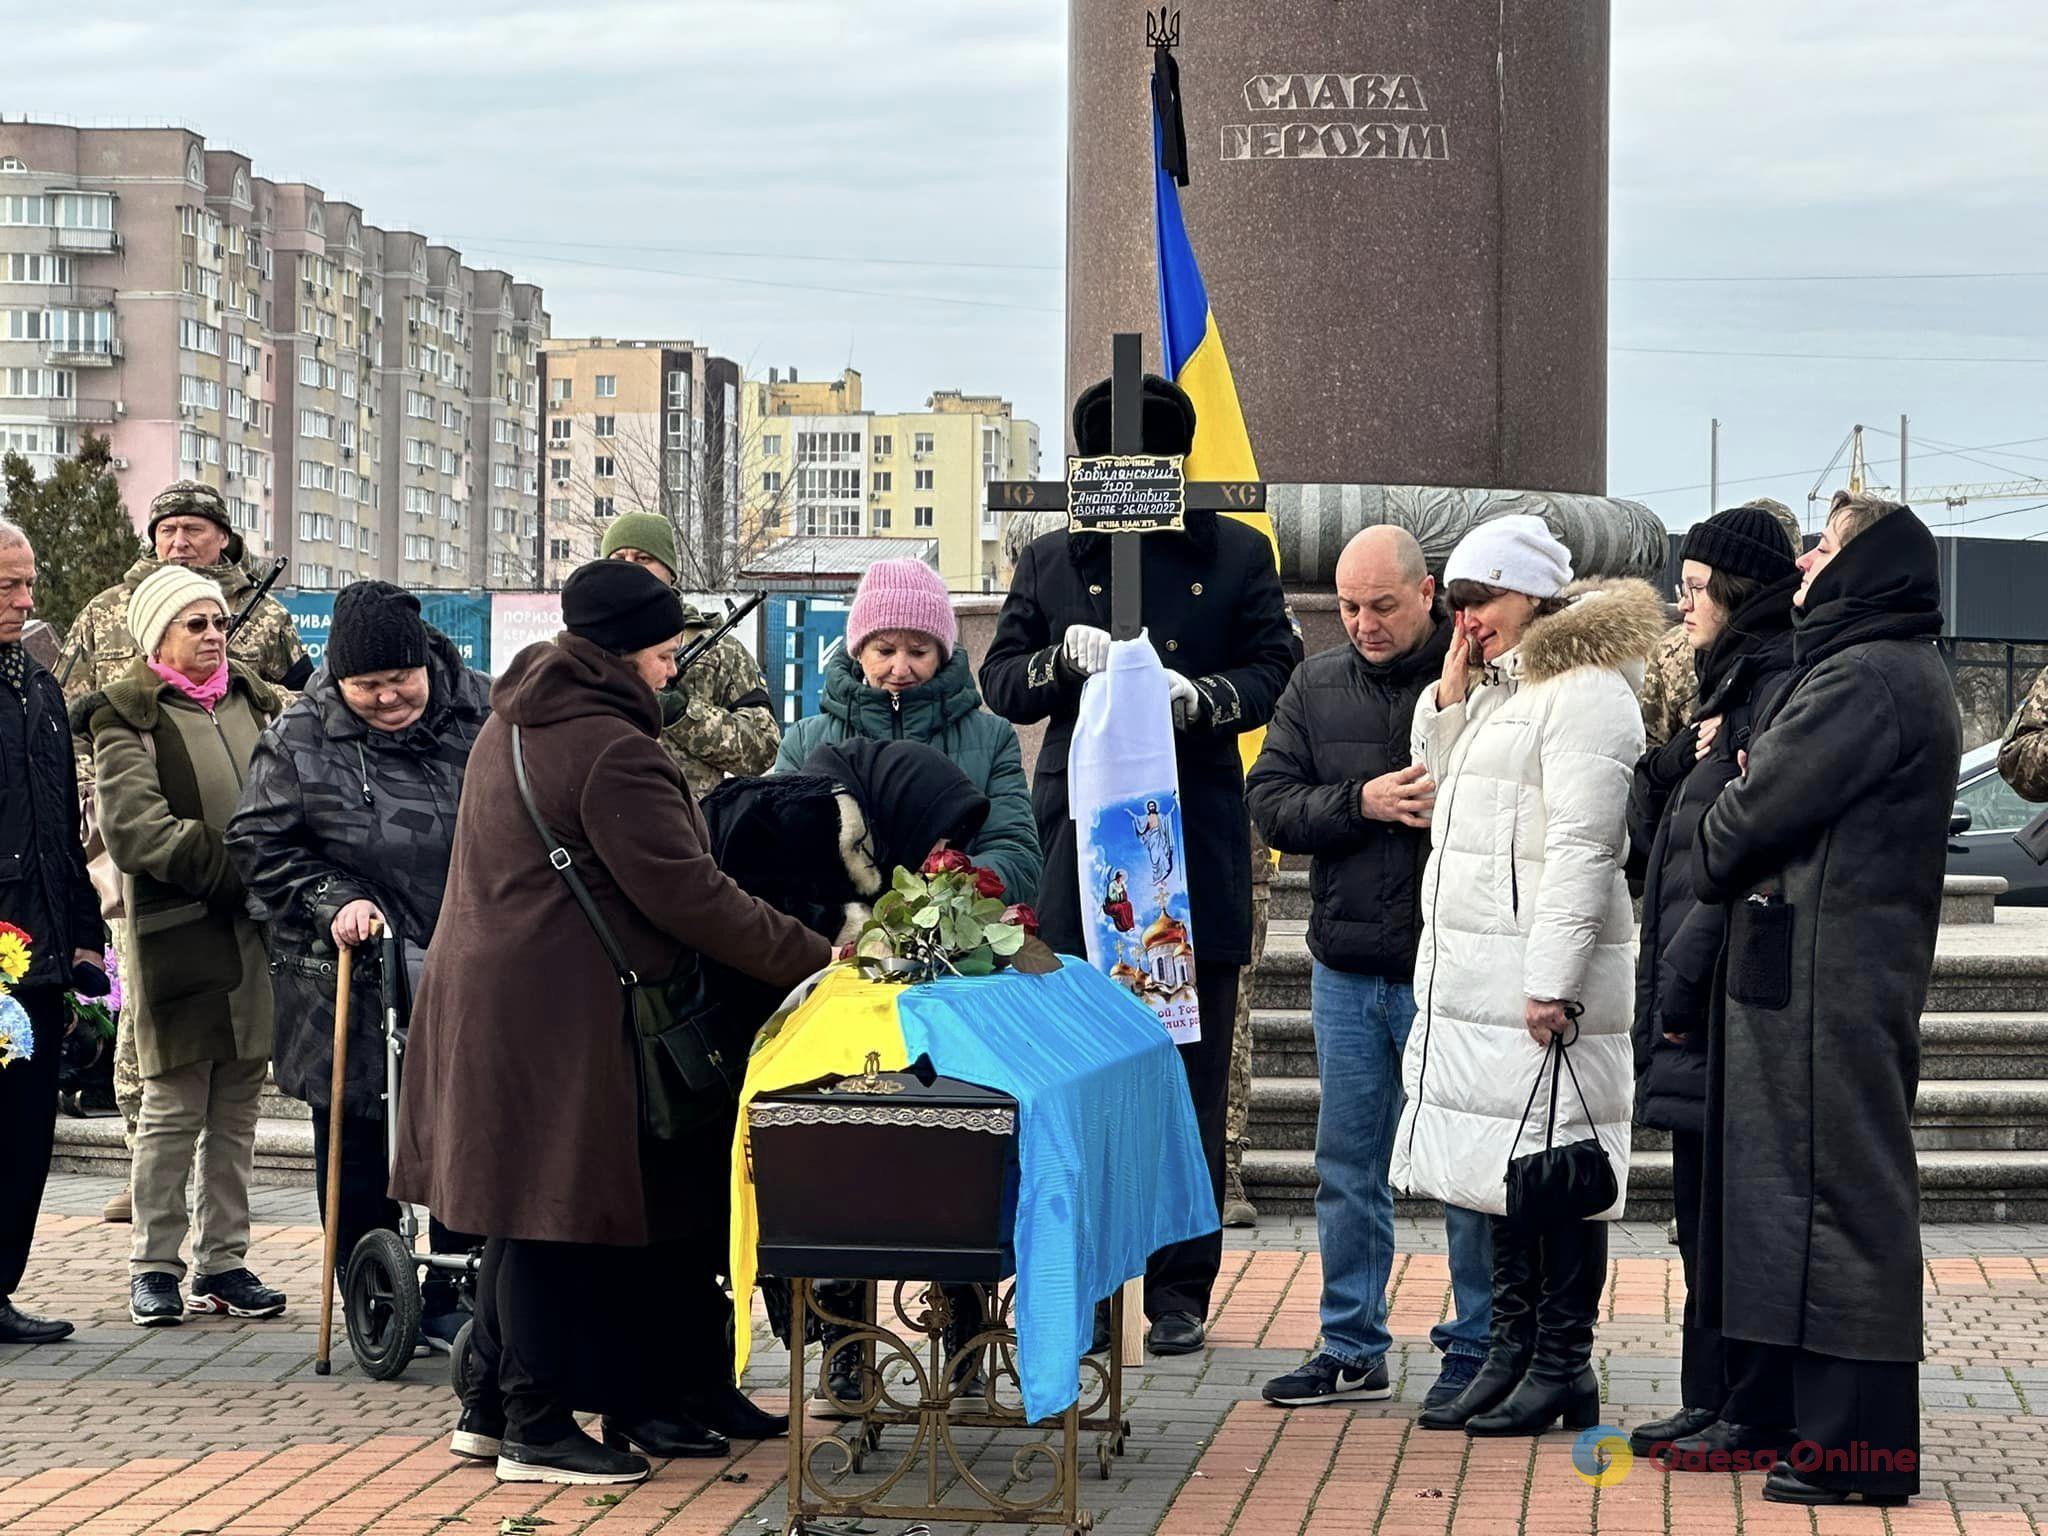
[774,558,1040,904]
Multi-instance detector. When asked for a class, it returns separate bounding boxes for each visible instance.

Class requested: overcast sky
[14,1,2047,537]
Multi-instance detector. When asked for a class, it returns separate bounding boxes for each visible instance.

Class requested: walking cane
[314,918,378,1374]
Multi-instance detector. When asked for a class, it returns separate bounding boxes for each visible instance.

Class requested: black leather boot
[1418,1215,1538,1431]
[1466,1219,1606,1437]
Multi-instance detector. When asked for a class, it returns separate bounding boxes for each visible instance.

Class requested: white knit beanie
[129,565,228,657]
[1444,514,1574,599]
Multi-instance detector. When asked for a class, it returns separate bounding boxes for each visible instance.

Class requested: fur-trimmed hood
[1512,578,1667,686]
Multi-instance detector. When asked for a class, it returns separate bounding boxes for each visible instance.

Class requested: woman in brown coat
[390,559,831,1487]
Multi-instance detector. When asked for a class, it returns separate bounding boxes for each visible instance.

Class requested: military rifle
[225,556,289,646]
[677,591,764,675]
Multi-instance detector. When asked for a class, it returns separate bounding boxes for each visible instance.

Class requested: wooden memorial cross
[987,331,1267,641]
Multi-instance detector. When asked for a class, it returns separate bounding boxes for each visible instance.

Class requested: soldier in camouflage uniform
[599,512,779,797]
[662,604,781,798]
[1999,665,2048,803]
[1639,498,1804,748]
[62,481,308,710]
[61,481,309,1220]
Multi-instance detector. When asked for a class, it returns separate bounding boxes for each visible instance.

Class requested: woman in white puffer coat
[1392,515,1662,1439]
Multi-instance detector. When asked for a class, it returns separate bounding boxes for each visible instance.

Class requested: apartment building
[0,122,545,590]
[742,368,1041,591]
[537,337,738,589]
[471,270,547,587]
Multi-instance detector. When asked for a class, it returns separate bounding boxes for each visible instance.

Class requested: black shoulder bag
[510,723,738,1139]
[1504,1011,1618,1229]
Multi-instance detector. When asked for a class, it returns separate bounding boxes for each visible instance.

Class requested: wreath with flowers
[0,921,34,1068]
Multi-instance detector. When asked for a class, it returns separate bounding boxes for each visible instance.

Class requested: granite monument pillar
[1067,0,1610,497]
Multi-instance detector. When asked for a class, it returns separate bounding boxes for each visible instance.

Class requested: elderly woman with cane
[228,581,492,1353]
[391,560,834,1487]
[76,564,284,1327]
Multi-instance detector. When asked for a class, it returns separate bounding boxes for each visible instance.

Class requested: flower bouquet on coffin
[0,921,34,1068]
[854,848,1061,983]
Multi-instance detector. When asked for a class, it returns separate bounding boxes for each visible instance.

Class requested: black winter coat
[0,652,102,989]
[1693,508,1960,1364]
[979,511,1298,964]
[1626,577,1796,1135]
[1244,620,1450,978]
[225,630,491,1115]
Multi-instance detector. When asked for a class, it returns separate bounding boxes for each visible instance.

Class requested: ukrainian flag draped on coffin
[1151,45,1289,780]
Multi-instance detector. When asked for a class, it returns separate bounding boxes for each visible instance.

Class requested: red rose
[921,847,973,876]
[973,867,1007,900]
[1001,903,1039,936]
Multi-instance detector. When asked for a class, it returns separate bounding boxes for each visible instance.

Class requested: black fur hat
[1071,373,1198,457]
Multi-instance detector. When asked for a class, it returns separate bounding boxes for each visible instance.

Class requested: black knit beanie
[327,581,429,679]
[561,559,686,656]
[1680,505,1799,584]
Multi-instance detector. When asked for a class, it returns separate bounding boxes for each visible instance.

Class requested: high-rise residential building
[742,368,1041,591]
[0,122,546,590]
[537,337,747,589]
[471,270,547,588]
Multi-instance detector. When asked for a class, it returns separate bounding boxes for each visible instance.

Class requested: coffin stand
[752,1058,1130,1536]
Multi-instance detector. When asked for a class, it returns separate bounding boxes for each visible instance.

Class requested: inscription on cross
[986,331,1267,640]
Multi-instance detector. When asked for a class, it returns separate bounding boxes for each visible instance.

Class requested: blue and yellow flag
[1151,51,1288,781]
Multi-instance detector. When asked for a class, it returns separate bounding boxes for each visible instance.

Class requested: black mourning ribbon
[1152,44,1189,188]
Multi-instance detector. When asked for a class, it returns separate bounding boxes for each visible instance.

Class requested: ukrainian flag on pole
[1151,44,1288,780]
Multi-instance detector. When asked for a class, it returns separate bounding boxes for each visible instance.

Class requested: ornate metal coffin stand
[784,1278,1130,1536]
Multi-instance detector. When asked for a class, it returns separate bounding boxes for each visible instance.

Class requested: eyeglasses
[1673,579,1710,608]
[177,614,231,635]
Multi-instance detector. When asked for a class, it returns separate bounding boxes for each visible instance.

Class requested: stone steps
[1248,1075,2048,1154]
[52,1112,314,1184]
[1251,1009,2048,1084]
[1270,870,2008,926]
[1242,909,2048,1223]
[1243,1147,2048,1223]
[1248,934,2048,1014]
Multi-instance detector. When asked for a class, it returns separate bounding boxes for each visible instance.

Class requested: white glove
[1062,624,1112,677]
[1166,670,1203,730]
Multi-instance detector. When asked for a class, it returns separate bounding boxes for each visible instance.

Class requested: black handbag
[511,724,739,1140]
[1503,1014,1618,1229]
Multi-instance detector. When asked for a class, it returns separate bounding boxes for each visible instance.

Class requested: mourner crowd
[0,375,2024,1509]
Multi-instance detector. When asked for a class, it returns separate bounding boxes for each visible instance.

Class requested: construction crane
[1837,421,2048,513]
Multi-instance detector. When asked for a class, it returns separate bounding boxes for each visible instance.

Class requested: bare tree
[540,407,792,590]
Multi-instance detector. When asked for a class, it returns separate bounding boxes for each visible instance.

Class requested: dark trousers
[309,1108,475,1313]
[1145,961,1239,1322]
[469,1233,731,1444]
[1739,1342,1919,1496]
[467,1118,741,1442]
[472,1236,641,1443]
[1670,1127,1727,1411]
[1721,1337,1796,1429]
[0,988,64,1300]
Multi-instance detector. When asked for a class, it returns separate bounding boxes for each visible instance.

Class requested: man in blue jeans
[1245,527,1491,1408]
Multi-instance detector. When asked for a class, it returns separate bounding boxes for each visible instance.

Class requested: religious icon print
[1081,790,1199,1045]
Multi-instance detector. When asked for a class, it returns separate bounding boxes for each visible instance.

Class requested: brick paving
[2,1174,2045,1535]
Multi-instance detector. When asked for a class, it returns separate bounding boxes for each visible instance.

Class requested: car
[1948,741,2048,904]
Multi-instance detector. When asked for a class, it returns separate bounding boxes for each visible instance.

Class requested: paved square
[3,1174,2045,1534]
